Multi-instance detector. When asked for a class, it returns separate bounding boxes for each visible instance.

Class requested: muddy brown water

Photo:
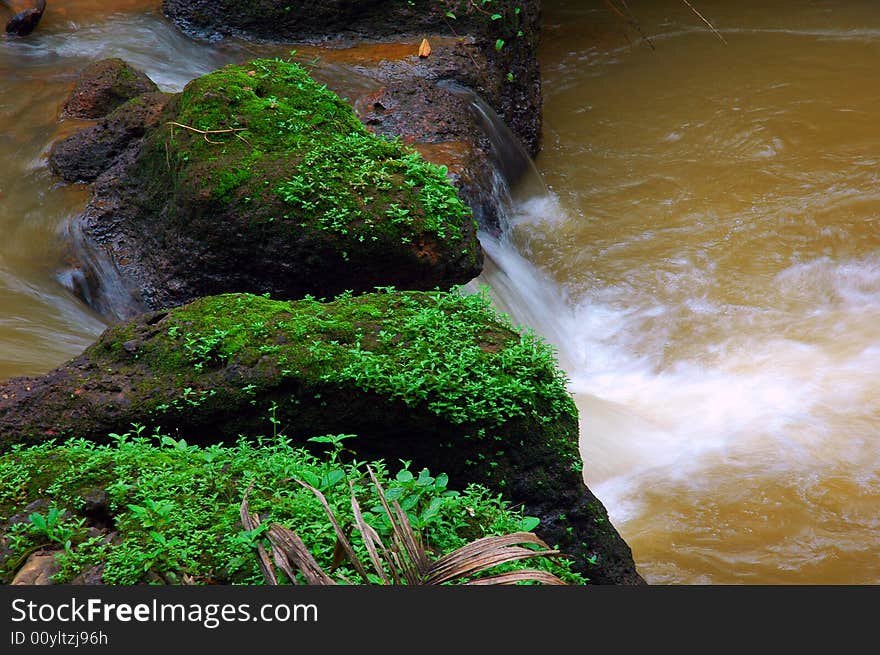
[2,0,879,583]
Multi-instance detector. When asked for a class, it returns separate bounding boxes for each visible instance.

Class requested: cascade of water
[453,85,583,373]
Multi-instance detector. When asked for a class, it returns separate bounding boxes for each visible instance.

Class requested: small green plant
[365,462,458,532]
[127,499,175,530]
[183,328,229,370]
[307,433,356,464]
[141,531,185,583]
[28,508,82,549]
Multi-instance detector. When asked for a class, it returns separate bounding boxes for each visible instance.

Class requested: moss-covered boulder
[0,290,642,584]
[0,437,588,585]
[72,59,481,317]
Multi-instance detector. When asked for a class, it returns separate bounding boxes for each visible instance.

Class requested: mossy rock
[162,0,544,155]
[0,290,642,583]
[61,58,160,120]
[78,59,482,315]
[0,437,588,585]
[51,92,173,184]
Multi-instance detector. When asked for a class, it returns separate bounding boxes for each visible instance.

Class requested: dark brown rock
[70,563,105,585]
[61,58,159,120]
[7,498,52,527]
[80,488,114,530]
[5,0,46,37]
[50,92,172,184]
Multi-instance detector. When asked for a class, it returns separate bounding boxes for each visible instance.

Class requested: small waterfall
[454,85,580,369]
[59,218,145,321]
[439,80,548,228]
[455,86,650,490]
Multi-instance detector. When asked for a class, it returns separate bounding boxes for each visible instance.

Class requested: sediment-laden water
[490,0,880,583]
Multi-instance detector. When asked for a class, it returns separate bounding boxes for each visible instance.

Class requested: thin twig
[468,0,493,18]
[603,0,654,50]
[166,121,251,146]
[240,483,277,585]
[681,0,727,44]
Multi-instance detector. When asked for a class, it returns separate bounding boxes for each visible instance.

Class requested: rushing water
[2,0,879,583]
[514,0,880,583]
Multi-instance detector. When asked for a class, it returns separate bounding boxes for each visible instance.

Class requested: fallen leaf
[418,38,431,58]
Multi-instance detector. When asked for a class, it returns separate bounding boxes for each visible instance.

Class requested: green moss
[162,58,473,244]
[101,289,575,429]
[213,167,253,203]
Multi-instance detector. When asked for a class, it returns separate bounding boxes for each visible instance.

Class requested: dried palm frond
[240,467,567,586]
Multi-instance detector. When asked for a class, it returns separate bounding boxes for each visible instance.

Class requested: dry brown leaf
[464,570,567,585]
[240,484,277,585]
[242,472,568,586]
[266,523,337,585]
[418,38,431,58]
[350,482,393,584]
[368,467,425,583]
[426,532,560,585]
[294,479,371,583]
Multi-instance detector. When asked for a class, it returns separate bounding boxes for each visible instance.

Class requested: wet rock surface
[50,92,172,184]
[61,58,160,120]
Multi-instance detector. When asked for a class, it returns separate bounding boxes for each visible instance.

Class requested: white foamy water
[477,185,880,583]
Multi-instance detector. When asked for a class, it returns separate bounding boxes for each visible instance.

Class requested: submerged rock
[0,290,642,583]
[64,59,482,317]
[5,0,46,37]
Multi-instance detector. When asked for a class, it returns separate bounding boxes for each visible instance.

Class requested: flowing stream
[2,0,879,583]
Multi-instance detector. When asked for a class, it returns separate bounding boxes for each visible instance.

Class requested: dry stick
[166,121,251,146]
[603,0,654,51]
[293,478,372,584]
[240,484,278,585]
[349,481,395,585]
[468,0,493,18]
[681,0,727,44]
[605,0,636,51]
